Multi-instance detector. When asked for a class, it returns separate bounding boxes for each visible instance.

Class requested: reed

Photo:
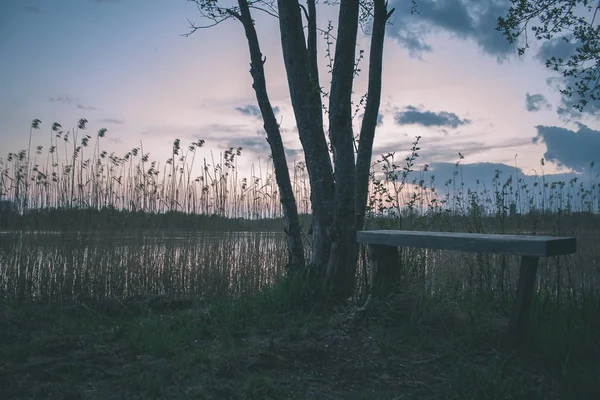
[1,119,599,312]
[1,120,599,398]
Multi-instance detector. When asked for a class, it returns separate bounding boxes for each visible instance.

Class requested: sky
[1,0,599,197]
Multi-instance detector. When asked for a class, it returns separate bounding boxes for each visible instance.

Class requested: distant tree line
[2,196,597,233]
[0,200,312,232]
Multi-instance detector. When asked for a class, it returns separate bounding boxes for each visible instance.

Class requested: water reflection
[0,231,289,302]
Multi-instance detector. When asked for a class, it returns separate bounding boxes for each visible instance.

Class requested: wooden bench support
[508,255,539,345]
[362,244,400,309]
[366,244,400,303]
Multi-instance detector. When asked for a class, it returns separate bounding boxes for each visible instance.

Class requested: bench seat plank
[357,230,576,257]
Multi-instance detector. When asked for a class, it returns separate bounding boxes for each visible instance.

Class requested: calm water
[0,230,290,302]
[0,229,594,304]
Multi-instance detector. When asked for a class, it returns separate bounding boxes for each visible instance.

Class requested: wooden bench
[357,230,577,344]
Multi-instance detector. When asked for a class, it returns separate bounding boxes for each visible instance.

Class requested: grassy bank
[1,120,599,398]
[2,120,600,308]
[1,273,599,400]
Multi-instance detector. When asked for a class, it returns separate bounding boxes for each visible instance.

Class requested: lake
[0,228,595,304]
[0,230,290,302]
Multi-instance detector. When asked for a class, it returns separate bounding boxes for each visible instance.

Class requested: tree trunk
[351,0,395,304]
[355,0,394,233]
[325,0,360,299]
[277,0,335,267]
[236,0,305,268]
[306,0,319,88]
[191,0,394,300]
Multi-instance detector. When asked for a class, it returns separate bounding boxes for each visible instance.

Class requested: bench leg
[508,255,539,345]
[362,244,400,308]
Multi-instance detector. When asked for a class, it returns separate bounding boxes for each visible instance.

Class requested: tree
[186,0,394,300]
[497,0,600,112]
[186,0,306,270]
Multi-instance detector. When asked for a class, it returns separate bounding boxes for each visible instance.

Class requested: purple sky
[1,0,599,191]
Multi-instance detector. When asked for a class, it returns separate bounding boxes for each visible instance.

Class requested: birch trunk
[237,0,305,268]
[356,0,394,231]
[277,0,335,267]
[354,0,396,299]
[325,0,360,299]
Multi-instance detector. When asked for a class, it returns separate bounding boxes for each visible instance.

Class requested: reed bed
[0,230,288,303]
[1,120,599,309]
[0,119,312,218]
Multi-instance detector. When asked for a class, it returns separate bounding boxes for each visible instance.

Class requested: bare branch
[183,0,278,38]
[182,17,231,37]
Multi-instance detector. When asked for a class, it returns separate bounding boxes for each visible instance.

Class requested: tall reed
[1,119,599,311]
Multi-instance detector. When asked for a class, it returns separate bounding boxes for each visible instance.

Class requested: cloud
[535,38,600,119]
[372,160,586,207]
[98,118,124,124]
[194,123,252,138]
[49,95,74,104]
[236,136,270,154]
[555,76,600,120]
[77,104,98,111]
[532,123,600,172]
[49,95,98,111]
[24,6,41,14]
[221,131,304,161]
[425,162,523,187]
[358,113,384,126]
[413,161,582,195]
[392,28,434,58]
[235,105,262,118]
[394,105,471,128]
[525,93,551,112]
[285,148,303,160]
[388,0,514,59]
[536,37,578,64]
[141,123,247,140]
[373,135,529,165]
[141,123,279,154]
[201,124,305,161]
[235,104,280,119]
[138,123,304,163]
[219,132,305,162]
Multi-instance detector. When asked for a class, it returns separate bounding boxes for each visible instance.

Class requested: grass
[2,120,600,308]
[1,275,598,399]
[1,119,599,398]
[0,119,312,218]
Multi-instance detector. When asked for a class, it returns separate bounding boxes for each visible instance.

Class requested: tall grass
[0,119,318,304]
[0,231,288,303]
[0,119,312,219]
[1,119,599,313]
